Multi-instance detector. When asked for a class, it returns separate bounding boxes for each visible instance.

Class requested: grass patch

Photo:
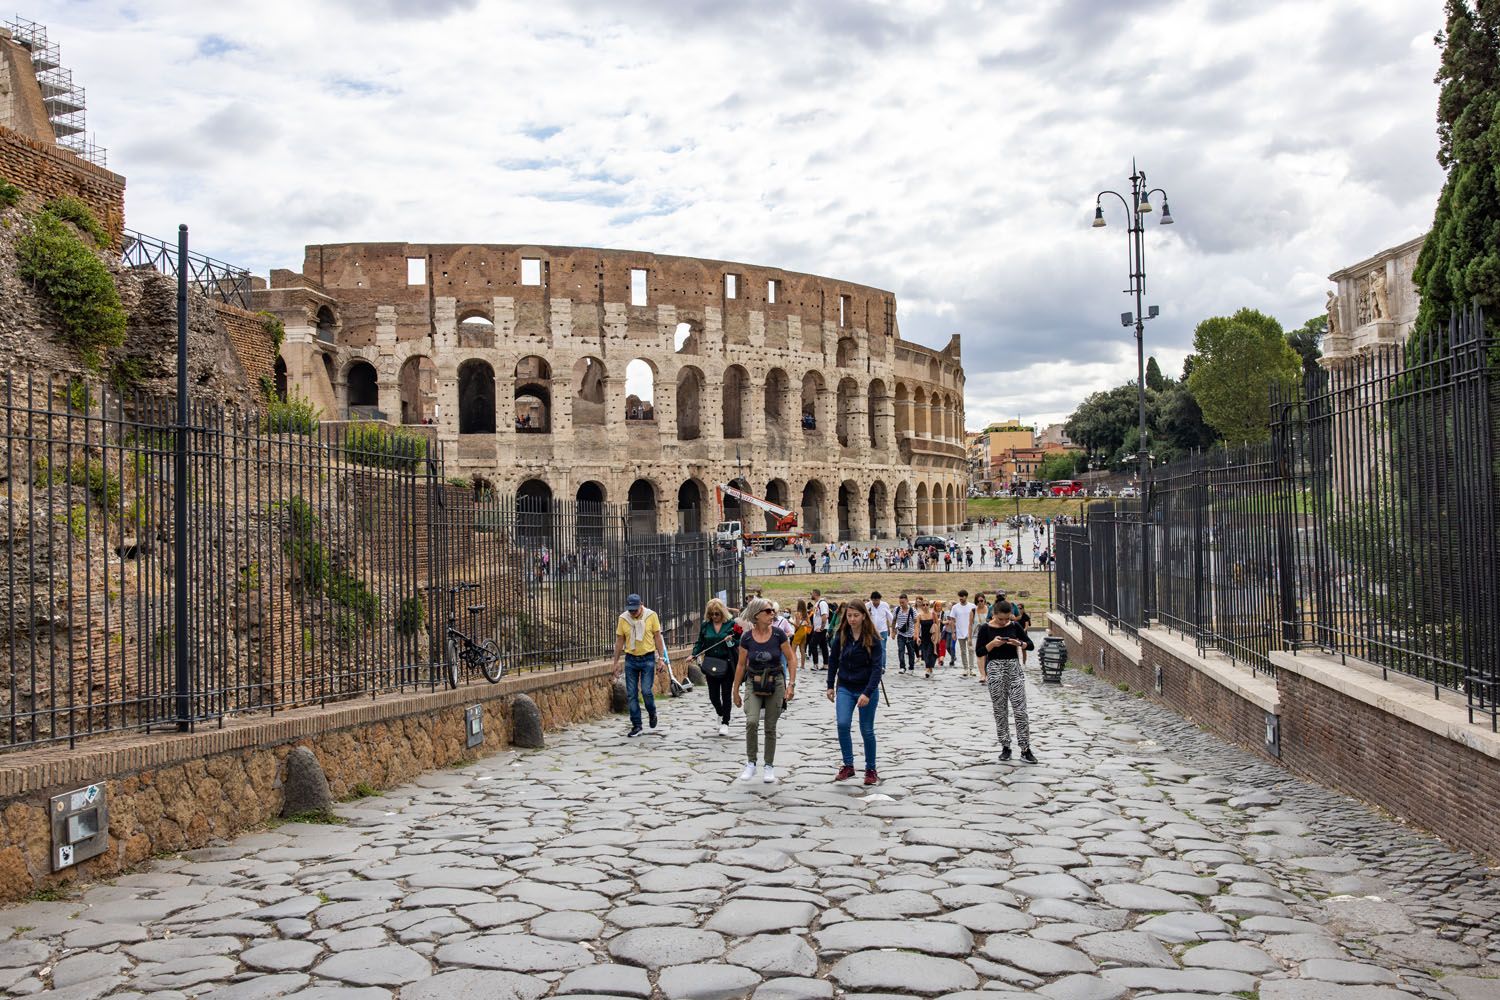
[967,496,1097,519]
[264,390,320,436]
[755,570,1052,611]
[316,891,331,904]
[44,194,109,245]
[0,179,21,209]
[342,421,428,471]
[277,808,344,826]
[26,885,75,902]
[343,781,380,800]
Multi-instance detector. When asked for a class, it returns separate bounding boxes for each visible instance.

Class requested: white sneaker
[719,723,729,737]
[738,762,757,782]
[762,766,778,784]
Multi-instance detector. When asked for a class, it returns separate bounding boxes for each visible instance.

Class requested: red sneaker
[864,769,879,785]
[835,764,856,781]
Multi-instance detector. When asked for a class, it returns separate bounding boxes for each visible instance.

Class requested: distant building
[1037,422,1073,448]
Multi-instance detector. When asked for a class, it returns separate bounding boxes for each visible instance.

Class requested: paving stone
[829,951,978,994]
[1095,882,1199,912]
[1264,933,1350,962]
[1074,930,1177,968]
[1367,933,1481,968]
[658,963,762,1000]
[1260,985,1421,1000]
[1440,977,1500,1000]
[52,952,129,988]
[607,927,727,969]
[455,901,544,928]
[436,933,594,971]
[1005,873,1094,900]
[0,940,50,967]
[312,944,430,985]
[934,902,1035,932]
[814,919,973,956]
[558,964,653,997]
[532,910,606,941]
[131,955,239,990]
[1102,967,1256,993]
[1181,940,1280,973]
[1324,898,1418,935]
[705,900,819,935]
[401,969,549,1000]
[753,977,835,1000]
[726,935,819,977]
[1135,911,1233,943]
[1035,974,1127,1000]
[241,939,323,971]
[1301,959,1401,985]
[198,974,313,1000]
[980,934,1096,975]
[609,905,698,928]
[842,890,942,918]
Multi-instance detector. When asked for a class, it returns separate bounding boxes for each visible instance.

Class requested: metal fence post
[174,224,190,731]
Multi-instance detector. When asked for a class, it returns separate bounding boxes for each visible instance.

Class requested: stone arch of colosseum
[261,243,969,538]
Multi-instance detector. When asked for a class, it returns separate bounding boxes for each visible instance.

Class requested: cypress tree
[1411,0,1500,355]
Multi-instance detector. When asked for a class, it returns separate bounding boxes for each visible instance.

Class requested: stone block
[281,746,332,818]
[512,694,544,749]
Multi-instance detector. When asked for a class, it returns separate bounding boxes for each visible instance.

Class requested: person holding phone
[975,602,1036,763]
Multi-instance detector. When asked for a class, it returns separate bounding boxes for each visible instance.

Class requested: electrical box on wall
[1264,712,1281,758]
[465,705,483,749]
[50,783,108,870]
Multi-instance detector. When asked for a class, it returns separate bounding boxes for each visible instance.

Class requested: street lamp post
[1093,160,1174,629]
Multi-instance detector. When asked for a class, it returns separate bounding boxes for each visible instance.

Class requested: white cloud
[44,0,1445,427]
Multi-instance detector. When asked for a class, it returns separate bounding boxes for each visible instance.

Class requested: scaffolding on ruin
[4,15,107,167]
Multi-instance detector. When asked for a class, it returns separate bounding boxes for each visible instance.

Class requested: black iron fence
[120,230,253,310]
[1,373,740,751]
[1055,306,1499,723]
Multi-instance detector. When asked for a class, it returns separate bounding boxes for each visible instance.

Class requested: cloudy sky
[42,0,1444,427]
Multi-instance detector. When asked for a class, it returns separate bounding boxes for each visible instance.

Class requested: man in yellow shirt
[611,593,668,737]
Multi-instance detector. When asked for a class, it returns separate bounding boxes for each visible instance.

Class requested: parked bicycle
[428,582,504,687]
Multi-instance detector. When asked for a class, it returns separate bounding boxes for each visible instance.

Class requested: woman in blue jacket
[826,601,884,785]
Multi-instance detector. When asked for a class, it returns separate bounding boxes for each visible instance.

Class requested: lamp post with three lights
[1092,161,1174,629]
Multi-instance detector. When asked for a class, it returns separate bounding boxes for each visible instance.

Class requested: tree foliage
[1285,315,1326,379]
[16,209,126,372]
[1187,308,1301,446]
[1412,0,1500,356]
[1145,356,1166,391]
[1037,450,1084,482]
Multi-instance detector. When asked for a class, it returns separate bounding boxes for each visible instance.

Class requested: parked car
[914,534,946,550]
[1118,487,1140,499]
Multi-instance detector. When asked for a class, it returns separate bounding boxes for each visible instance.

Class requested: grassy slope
[966,497,1098,519]
[754,570,1053,611]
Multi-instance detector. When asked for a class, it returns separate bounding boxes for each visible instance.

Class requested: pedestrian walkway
[4,650,1500,999]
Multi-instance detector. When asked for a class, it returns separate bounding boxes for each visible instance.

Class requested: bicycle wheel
[444,637,461,689]
[479,638,504,683]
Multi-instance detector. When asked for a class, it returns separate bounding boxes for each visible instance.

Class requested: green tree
[1064,383,1138,466]
[1186,308,1301,446]
[1155,381,1219,458]
[1037,450,1083,482]
[1285,315,1326,379]
[1145,356,1166,391]
[1411,0,1500,356]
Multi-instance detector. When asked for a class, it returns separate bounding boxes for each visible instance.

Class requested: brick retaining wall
[1049,612,1500,862]
[0,650,684,901]
[0,124,125,243]
[213,301,278,391]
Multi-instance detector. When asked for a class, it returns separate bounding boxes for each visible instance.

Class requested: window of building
[839,294,851,327]
[768,279,781,304]
[725,274,738,299]
[406,257,426,285]
[521,258,544,286]
[630,268,648,306]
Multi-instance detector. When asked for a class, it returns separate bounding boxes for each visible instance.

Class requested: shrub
[41,458,122,508]
[16,211,126,371]
[43,195,108,245]
[258,311,285,352]
[0,179,20,209]
[343,421,427,471]
[279,496,329,591]
[109,357,144,394]
[396,595,425,636]
[264,390,320,436]
[328,570,378,624]
[333,612,362,645]
[65,377,91,412]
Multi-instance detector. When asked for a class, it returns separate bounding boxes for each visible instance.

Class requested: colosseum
[260,243,968,541]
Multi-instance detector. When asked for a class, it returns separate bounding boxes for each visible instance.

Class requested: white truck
[713,483,811,550]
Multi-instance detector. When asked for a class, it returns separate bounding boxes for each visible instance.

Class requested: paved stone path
[6,645,1500,1000]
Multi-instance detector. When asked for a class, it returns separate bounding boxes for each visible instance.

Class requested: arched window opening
[801,480,826,537]
[674,321,699,355]
[315,306,337,344]
[628,479,658,537]
[458,314,494,349]
[867,482,886,538]
[514,356,552,433]
[625,359,655,421]
[273,357,288,401]
[837,337,859,368]
[722,365,749,439]
[896,480,915,537]
[347,361,379,417]
[676,367,703,441]
[722,477,751,528]
[763,368,789,429]
[516,478,553,546]
[399,355,437,425]
[576,481,606,548]
[458,359,496,434]
[800,372,824,432]
[837,481,857,541]
[867,379,887,450]
[916,482,930,533]
[913,386,929,437]
[765,479,789,533]
[835,377,857,448]
[572,357,606,427]
[895,383,911,434]
[678,479,705,534]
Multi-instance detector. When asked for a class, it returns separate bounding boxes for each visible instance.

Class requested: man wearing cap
[611,593,668,738]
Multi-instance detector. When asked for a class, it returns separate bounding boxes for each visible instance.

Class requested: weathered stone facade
[260,244,969,538]
[1325,233,1424,369]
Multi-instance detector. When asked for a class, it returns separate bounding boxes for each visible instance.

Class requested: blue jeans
[624,653,657,729]
[878,630,889,671]
[835,685,879,770]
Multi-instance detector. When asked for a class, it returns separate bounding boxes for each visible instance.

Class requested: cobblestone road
[5,649,1500,1000]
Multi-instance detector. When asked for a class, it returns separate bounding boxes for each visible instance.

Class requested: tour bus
[1049,480,1086,497]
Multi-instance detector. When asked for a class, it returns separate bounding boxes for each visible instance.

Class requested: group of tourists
[609,585,1040,788]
